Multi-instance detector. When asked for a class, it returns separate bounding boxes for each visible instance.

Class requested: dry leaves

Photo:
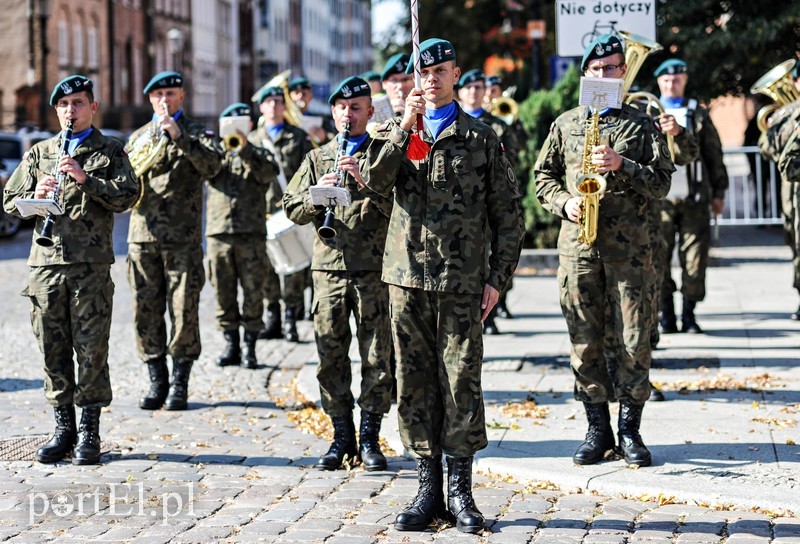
[655,372,785,393]
[750,416,797,429]
[499,399,550,420]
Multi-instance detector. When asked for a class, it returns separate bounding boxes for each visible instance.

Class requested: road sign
[555,0,657,57]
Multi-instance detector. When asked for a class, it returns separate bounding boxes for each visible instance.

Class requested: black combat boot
[216,329,241,367]
[395,455,447,531]
[283,306,299,342]
[358,411,387,471]
[446,456,485,534]
[495,294,513,319]
[572,402,615,465]
[164,360,193,411]
[36,405,77,464]
[139,358,169,410]
[242,330,259,369]
[72,406,102,465]
[315,414,358,470]
[681,299,703,334]
[482,308,500,335]
[618,401,652,467]
[258,303,282,340]
[658,295,678,334]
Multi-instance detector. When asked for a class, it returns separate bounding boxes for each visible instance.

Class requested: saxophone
[575,109,607,246]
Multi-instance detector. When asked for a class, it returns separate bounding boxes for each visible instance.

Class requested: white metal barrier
[717,146,782,226]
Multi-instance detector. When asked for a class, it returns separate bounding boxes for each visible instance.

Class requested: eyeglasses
[586,63,624,76]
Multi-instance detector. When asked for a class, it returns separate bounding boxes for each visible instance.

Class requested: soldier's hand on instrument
[400,89,425,133]
[35,176,58,198]
[59,155,87,184]
[160,114,182,140]
[592,145,622,173]
[658,113,682,136]
[338,156,364,186]
[565,196,582,222]
[317,172,340,187]
[480,284,500,322]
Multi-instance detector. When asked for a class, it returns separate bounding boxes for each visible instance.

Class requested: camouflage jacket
[478,110,519,172]
[778,105,800,182]
[3,128,139,266]
[283,135,392,272]
[535,104,674,259]
[253,124,313,212]
[676,101,728,202]
[760,101,800,163]
[367,105,523,295]
[126,114,221,244]
[205,134,280,237]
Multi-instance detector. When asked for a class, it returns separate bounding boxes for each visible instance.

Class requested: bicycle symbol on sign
[581,20,619,49]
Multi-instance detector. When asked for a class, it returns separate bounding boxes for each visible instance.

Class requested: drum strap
[261,134,289,191]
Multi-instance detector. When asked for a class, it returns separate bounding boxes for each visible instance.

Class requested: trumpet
[317,121,350,240]
[36,119,74,247]
[490,96,519,124]
[222,132,244,153]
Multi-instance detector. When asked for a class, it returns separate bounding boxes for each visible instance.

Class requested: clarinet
[36,119,74,247]
[317,121,351,240]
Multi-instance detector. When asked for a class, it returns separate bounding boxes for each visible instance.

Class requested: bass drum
[266,209,315,275]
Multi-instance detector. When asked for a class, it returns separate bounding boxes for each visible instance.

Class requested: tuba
[620,31,675,160]
[251,70,305,129]
[751,59,799,133]
[576,109,607,246]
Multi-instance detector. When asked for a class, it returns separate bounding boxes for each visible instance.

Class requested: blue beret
[288,77,311,91]
[257,86,285,103]
[792,61,800,80]
[381,53,410,81]
[359,70,381,82]
[220,102,251,119]
[654,58,688,78]
[143,71,183,94]
[406,38,456,74]
[458,69,485,88]
[328,76,372,105]
[50,75,93,106]
[581,33,624,71]
[485,75,503,87]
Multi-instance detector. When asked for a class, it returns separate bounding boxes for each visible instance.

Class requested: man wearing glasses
[535,34,674,468]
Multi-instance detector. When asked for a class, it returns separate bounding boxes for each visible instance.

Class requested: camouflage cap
[220,102,251,119]
[288,77,312,91]
[405,38,456,74]
[581,33,624,71]
[653,58,688,78]
[256,86,285,103]
[328,76,371,105]
[458,69,485,88]
[143,71,183,94]
[50,75,93,106]
[381,53,410,81]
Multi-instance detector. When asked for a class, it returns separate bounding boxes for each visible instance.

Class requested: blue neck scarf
[424,101,458,141]
[67,127,93,154]
[151,108,183,124]
[266,122,284,142]
[661,96,685,109]
[342,132,369,156]
[464,107,484,119]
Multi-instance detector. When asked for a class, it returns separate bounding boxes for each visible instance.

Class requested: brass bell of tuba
[751,59,799,133]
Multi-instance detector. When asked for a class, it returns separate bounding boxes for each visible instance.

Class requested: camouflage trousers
[559,255,652,404]
[389,285,487,458]
[22,264,113,407]
[780,178,800,293]
[264,255,307,311]
[648,199,666,349]
[660,198,711,302]
[313,270,392,417]
[126,242,205,363]
[207,233,267,333]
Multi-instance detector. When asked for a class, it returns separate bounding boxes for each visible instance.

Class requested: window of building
[74,25,84,66]
[259,0,269,28]
[87,26,98,69]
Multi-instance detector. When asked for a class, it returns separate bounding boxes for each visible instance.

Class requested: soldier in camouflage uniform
[535,34,674,468]
[761,62,800,319]
[653,59,728,335]
[283,76,393,472]
[367,39,522,534]
[457,68,521,335]
[126,71,221,412]
[2,75,139,465]
[207,103,280,369]
[254,85,314,342]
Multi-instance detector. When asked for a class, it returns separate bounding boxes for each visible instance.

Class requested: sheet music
[308,186,352,207]
[579,77,624,110]
[13,198,63,218]
[664,107,688,128]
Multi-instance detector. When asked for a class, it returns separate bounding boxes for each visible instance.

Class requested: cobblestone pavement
[0,223,798,543]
